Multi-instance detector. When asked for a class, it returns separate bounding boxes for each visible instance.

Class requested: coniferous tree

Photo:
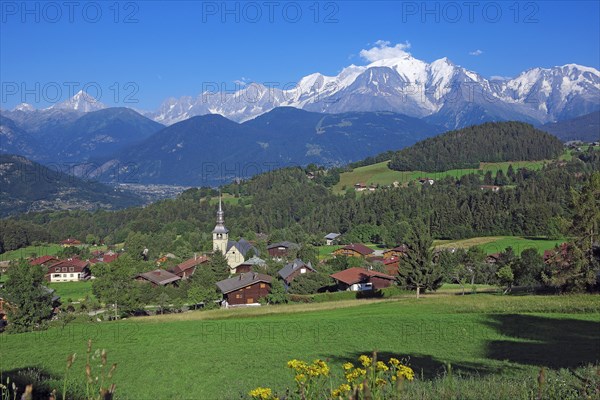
[396,222,443,297]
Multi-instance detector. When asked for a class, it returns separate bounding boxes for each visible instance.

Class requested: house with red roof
[330,267,395,291]
[30,255,59,267]
[60,238,82,247]
[169,254,209,279]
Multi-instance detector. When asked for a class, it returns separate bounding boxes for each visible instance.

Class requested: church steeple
[212,194,229,255]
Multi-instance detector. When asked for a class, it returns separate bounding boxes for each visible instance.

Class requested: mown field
[433,236,566,255]
[333,159,551,194]
[48,280,95,302]
[1,294,598,399]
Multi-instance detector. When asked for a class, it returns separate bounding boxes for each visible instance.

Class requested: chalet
[480,185,501,192]
[136,269,181,287]
[418,178,435,185]
[383,245,408,259]
[543,243,570,265]
[485,253,501,264]
[89,251,120,265]
[278,259,316,285]
[324,233,341,245]
[212,197,259,274]
[60,238,82,247]
[368,184,377,192]
[382,257,400,275]
[46,259,91,282]
[267,241,300,259]
[216,272,272,306]
[170,254,209,279]
[330,267,395,291]
[234,256,267,274]
[30,255,59,267]
[354,183,367,191]
[333,243,374,258]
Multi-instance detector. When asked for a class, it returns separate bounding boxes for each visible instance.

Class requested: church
[212,197,259,275]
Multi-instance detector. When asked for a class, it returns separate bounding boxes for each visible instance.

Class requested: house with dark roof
[136,269,181,287]
[324,233,341,245]
[278,259,316,285]
[330,267,395,291]
[267,241,300,259]
[46,259,91,282]
[216,272,272,306]
[235,256,267,274]
[333,243,374,258]
[60,238,82,247]
[170,254,209,279]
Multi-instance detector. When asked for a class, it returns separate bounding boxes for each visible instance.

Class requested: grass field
[1,294,598,399]
[434,236,566,255]
[48,281,95,302]
[0,244,64,262]
[333,159,551,194]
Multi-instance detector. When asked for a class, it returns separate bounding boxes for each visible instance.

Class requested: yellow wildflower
[376,361,389,372]
[342,362,354,371]
[388,358,400,367]
[331,383,351,397]
[249,387,273,400]
[358,355,372,368]
[396,365,415,381]
[375,378,387,386]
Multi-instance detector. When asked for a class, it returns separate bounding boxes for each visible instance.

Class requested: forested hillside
[1,146,598,257]
[388,121,564,172]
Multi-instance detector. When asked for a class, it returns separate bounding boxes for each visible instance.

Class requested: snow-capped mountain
[6,57,599,129]
[147,55,600,128]
[51,90,107,112]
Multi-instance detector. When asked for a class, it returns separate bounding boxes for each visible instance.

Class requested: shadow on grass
[485,314,600,369]
[1,367,61,400]
[324,352,500,380]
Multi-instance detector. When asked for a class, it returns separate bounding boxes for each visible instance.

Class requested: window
[69,267,74,272]
[260,283,266,288]
[300,268,306,274]
[62,267,67,272]
[55,267,60,272]
[53,274,61,278]
[70,274,74,277]
[235,294,242,299]
[245,286,251,289]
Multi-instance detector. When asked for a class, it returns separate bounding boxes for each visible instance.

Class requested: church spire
[216,193,224,224]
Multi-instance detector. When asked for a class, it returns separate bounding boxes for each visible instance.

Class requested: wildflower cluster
[249,353,414,399]
[248,387,274,400]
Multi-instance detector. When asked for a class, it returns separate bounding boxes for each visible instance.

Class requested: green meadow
[333,159,551,194]
[1,294,598,399]
[434,236,566,255]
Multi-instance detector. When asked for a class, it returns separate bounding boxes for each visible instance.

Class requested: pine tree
[396,222,443,297]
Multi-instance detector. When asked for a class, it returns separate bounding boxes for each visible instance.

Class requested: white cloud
[359,40,412,62]
[469,49,483,56]
[490,75,512,81]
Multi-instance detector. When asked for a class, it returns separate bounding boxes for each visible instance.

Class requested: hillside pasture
[334,159,552,194]
[434,236,567,255]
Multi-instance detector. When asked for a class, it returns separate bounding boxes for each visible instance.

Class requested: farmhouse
[60,238,81,247]
[216,272,272,306]
[212,197,259,274]
[383,245,408,259]
[170,254,209,279]
[30,255,59,267]
[89,251,120,264]
[46,259,91,282]
[333,243,374,258]
[418,178,435,185]
[267,241,300,259]
[485,253,501,264]
[136,269,181,286]
[324,233,341,245]
[354,183,367,191]
[480,185,501,192]
[330,267,395,291]
[235,256,267,274]
[278,259,316,285]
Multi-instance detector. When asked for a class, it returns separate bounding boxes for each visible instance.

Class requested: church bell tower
[212,195,229,255]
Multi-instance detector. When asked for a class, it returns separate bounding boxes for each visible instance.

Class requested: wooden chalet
[170,254,209,279]
[29,255,59,267]
[234,256,267,274]
[324,233,341,245]
[216,272,272,306]
[485,253,502,264]
[330,267,395,291]
[267,241,300,259]
[383,245,408,259]
[136,269,181,287]
[278,259,316,285]
[333,243,374,258]
[60,238,82,247]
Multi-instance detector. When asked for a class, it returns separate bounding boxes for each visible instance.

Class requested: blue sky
[1,0,599,110]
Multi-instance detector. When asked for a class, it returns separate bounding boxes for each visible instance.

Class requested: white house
[46,259,91,282]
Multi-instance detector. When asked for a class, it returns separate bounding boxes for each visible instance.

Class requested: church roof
[227,238,258,257]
